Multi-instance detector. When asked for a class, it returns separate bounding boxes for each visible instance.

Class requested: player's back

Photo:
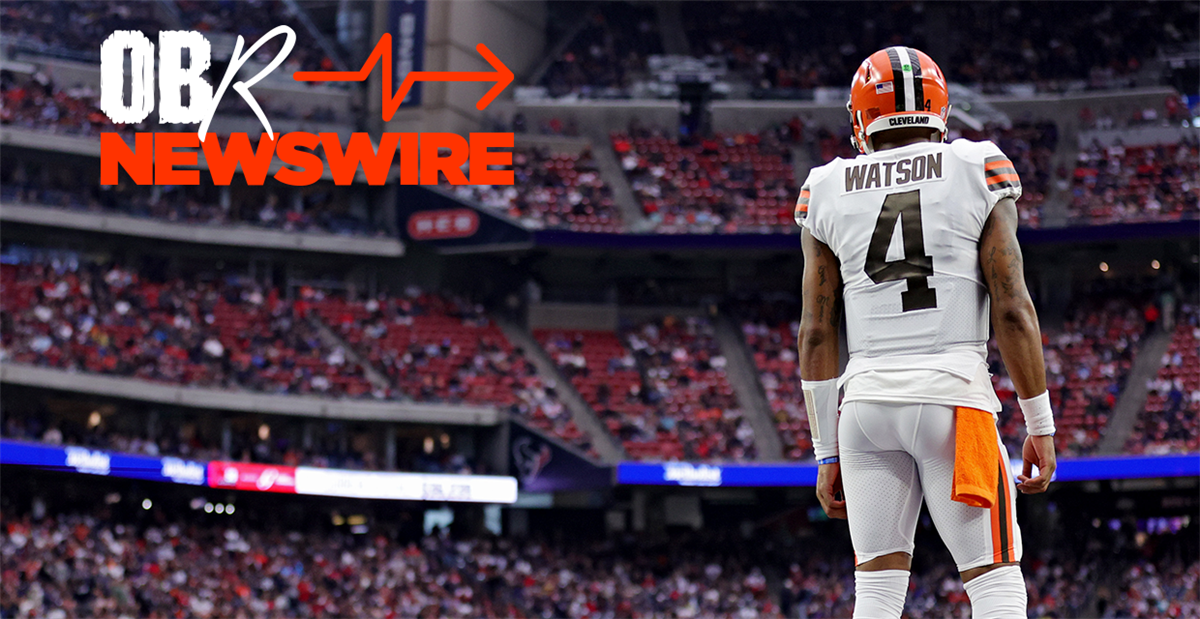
[797,138,1022,385]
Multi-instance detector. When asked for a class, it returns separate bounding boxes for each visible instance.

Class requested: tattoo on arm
[981,201,1025,301]
[984,240,1023,300]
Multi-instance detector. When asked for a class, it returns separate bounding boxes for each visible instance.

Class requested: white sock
[853,569,909,619]
[963,565,1027,619]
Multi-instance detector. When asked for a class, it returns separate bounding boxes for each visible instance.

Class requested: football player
[796,47,1056,619]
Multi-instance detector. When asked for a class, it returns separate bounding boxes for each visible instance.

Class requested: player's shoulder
[800,157,848,192]
[796,157,848,226]
[947,138,1009,165]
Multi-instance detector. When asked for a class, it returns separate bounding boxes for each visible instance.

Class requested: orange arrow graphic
[293,35,513,119]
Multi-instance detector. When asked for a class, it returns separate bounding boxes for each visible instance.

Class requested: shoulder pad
[949,139,1006,165]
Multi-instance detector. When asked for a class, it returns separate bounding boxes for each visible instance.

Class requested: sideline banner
[396,186,533,251]
[616,454,1200,487]
[509,422,612,492]
[207,461,298,493]
[617,461,816,487]
[0,439,206,485]
[293,467,518,503]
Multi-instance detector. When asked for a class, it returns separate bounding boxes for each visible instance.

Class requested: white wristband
[802,378,840,460]
[1019,391,1055,436]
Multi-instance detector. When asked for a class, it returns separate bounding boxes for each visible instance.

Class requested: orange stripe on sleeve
[984,160,1014,171]
[987,173,1021,184]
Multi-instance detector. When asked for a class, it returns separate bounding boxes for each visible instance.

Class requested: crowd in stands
[736,298,812,461]
[990,293,1146,456]
[309,291,595,456]
[0,73,113,137]
[174,0,334,73]
[1068,138,1200,225]
[535,328,644,452]
[1128,302,1200,455]
[940,2,1197,93]
[536,317,759,461]
[614,126,798,234]
[0,1,158,62]
[0,510,783,619]
[617,316,755,461]
[0,259,383,399]
[537,1,662,99]
[1,1,336,73]
[1,412,478,475]
[2,501,1194,618]
[682,1,926,95]
[445,147,623,233]
[0,254,597,456]
[530,2,1197,98]
[1107,557,1200,619]
[0,159,386,237]
[1,70,345,137]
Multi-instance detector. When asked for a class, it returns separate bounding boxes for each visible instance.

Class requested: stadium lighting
[258,424,270,441]
[88,411,102,428]
[204,502,214,513]
[226,504,235,514]
[142,499,152,510]
[1099,262,1110,272]
[215,503,225,514]
[1151,260,1161,270]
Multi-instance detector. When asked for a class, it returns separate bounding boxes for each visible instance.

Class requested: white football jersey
[797,139,1022,412]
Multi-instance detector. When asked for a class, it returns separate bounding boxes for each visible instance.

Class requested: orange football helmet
[847,46,950,154]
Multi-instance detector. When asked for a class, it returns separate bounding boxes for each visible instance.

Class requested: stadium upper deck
[532,1,1199,99]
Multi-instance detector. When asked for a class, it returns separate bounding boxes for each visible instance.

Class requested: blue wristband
[817,456,840,465]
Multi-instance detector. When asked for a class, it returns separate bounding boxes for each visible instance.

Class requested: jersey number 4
[864,189,938,312]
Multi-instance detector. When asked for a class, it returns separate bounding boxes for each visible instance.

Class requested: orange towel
[952,406,1000,508]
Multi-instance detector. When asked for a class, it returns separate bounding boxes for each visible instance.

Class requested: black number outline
[864,189,938,311]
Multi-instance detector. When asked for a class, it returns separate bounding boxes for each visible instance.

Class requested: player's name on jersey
[845,153,943,193]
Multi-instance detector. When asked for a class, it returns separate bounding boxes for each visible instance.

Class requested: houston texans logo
[512,437,552,484]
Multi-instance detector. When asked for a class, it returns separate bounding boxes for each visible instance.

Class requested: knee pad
[963,565,1026,619]
[853,569,909,619]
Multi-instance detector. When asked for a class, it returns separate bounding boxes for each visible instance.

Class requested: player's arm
[798,228,842,381]
[979,196,1056,494]
[798,227,845,518]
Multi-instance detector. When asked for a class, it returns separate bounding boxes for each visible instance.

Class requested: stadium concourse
[2,1,1199,617]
